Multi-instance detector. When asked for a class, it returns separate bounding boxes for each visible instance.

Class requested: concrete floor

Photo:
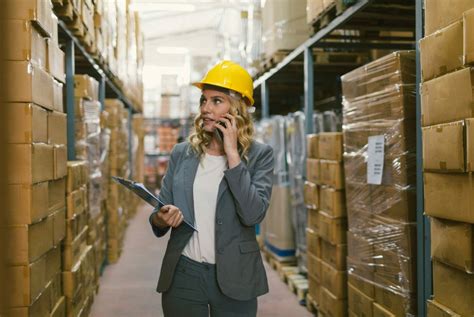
[90,204,312,317]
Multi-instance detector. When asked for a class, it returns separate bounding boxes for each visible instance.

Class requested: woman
[149,60,274,317]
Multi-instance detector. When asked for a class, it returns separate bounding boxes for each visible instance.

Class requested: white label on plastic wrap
[367,135,385,185]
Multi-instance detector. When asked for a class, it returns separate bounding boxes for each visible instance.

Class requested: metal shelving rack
[253,0,431,315]
[59,20,139,179]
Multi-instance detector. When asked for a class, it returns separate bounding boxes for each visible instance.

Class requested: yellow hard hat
[192,60,254,106]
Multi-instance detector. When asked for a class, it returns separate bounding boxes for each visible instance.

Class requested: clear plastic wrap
[285,112,307,272]
[342,51,417,316]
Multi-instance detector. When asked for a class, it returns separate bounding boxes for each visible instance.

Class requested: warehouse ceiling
[134,0,251,68]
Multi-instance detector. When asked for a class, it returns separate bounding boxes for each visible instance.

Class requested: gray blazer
[149,141,274,301]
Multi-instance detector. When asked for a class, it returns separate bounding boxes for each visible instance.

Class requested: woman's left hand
[216,113,241,168]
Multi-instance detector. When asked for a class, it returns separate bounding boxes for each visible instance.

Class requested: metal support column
[65,39,76,160]
[261,81,270,119]
[416,0,431,315]
[128,107,133,179]
[304,47,314,134]
[98,76,106,111]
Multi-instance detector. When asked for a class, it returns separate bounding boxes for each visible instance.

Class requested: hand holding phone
[215,121,226,143]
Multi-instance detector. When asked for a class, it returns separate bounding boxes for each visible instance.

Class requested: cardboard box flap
[464,9,474,65]
[425,0,474,36]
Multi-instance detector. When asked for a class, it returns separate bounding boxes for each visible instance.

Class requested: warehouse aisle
[90,204,312,317]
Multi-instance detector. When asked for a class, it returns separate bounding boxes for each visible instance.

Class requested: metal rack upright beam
[416,0,431,315]
[66,38,76,161]
[304,47,314,135]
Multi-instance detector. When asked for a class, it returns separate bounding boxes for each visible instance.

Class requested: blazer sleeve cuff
[149,211,170,237]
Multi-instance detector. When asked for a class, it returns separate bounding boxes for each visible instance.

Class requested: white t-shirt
[182,153,227,264]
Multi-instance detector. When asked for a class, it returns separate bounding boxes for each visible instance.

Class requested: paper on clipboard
[111,176,197,231]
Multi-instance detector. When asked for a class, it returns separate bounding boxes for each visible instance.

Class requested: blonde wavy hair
[188,95,254,161]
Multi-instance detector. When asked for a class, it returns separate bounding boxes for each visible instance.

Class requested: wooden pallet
[306,293,319,315]
[310,0,347,34]
[279,266,300,283]
[287,274,308,301]
[313,50,368,66]
[260,50,292,73]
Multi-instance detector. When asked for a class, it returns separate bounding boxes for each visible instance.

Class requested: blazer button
[217,220,223,225]
[218,248,224,254]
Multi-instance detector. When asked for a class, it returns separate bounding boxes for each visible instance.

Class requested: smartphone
[215,121,225,143]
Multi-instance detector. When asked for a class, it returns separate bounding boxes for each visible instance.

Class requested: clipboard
[111,176,197,231]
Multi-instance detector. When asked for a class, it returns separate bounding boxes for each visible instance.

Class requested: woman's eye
[214,99,221,104]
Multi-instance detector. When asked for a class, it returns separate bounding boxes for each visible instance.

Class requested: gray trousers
[162,256,257,317]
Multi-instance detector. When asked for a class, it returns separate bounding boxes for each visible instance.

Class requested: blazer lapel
[183,152,199,226]
[216,177,229,206]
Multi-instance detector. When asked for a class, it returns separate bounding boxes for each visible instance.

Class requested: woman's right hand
[152,205,184,229]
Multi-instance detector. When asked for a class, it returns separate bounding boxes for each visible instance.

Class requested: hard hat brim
[191,81,255,106]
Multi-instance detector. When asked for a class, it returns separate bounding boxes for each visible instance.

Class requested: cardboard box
[424,0,474,35]
[319,160,345,189]
[318,132,343,161]
[3,61,54,110]
[63,245,93,298]
[3,0,54,37]
[307,252,322,281]
[46,39,65,83]
[53,80,64,112]
[320,259,347,299]
[65,212,88,245]
[321,240,347,270]
[426,299,461,317]
[307,158,320,184]
[48,178,66,212]
[53,145,67,179]
[304,181,319,209]
[7,246,60,307]
[308,274,321,305]
[62,225,89,271]
[368,185,416,223]
[318,211,347,244]
[347,231,374,262]
[307,227,321,258]
[348,283,374,317]
[52,208,66,245]
[48,111,67,145]
[67,186,86,219]
[74,75,99,100]
[320,186,346,218]
[67,161,88,193]
[320,287,347,317]
[433,260,474,316]
[422,119,474,172]
[5,103,48,144]
[307,0,325,24]
[5,215,55,265]
[373,302,395,317]
[307,208,319,232]
[3,19,48,69]
[420,12,474,82]
[431,217,474,273]
[421,68,474,126]
[7,143,54,184]
[7,278,52,316]
[349,273,375,299]
[7,182,49,225]
[307,134,319,158]
[374,275,416,317]
[424,172,474,223]
[465,9,474,65]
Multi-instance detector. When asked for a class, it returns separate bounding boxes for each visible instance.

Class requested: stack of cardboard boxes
[63,161,95,316]
[306,132,348,316]
[305,134,321,306]
[53,0,145,111]
[341,51,417,316]
[420,1,474,315]
[3,2,67,315]
[104,99,130,263]
[262,0,309,61]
